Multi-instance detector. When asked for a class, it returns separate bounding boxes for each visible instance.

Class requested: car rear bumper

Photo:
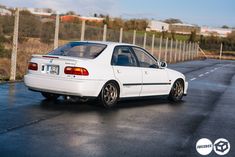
[24,74,105,97]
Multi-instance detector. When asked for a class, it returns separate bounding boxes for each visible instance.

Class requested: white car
[24,41,188,108]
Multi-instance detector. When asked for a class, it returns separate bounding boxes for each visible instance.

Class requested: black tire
[41,92,59,100]
[168,79,184,102]
[99,81,119,108]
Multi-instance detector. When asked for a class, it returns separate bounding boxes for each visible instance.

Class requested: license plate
[47,65,59,75]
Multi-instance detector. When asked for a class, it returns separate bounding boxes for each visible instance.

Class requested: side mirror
[158,61,167,69]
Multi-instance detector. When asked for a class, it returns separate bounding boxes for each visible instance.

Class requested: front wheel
[168,80,184,102]
[99,81,119,108]
[41,92,59,100]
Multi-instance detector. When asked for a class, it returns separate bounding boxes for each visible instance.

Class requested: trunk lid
[29,55,82,78]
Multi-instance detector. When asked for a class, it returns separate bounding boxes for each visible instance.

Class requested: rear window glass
[49,42,107,59]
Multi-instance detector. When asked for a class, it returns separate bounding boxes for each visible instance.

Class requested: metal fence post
[182,41,186,61]
[54,13,60,49]
[188,43,190,60]
[10,8,19,81]
[169,38,173,63]
[189,42,191,60]
[119,27,123,43]
[174,40,178,62]
[143,32,147,49]
[133,30,136,45]
[178,40,182,62]
[192,42,195,60]
[158,36,162,60]
[103,24,107,41]
[196,42,199,58]
[80,20,85,41]
[151,34,155,55]
[164,38,168,62]
[220,43,223,60]
[186,43,189,60]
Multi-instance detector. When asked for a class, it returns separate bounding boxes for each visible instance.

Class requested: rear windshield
[49,42,107,59]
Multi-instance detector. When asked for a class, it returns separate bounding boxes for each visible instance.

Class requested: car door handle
[117,69,121,73]
[144,71,148,75]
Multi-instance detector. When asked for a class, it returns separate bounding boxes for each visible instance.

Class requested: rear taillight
[64,67,89,76]
[28,62,38,71]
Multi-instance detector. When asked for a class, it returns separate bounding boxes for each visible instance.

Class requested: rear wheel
[168,80,184,102]
[99,81,119,108]
[41,92,59,100]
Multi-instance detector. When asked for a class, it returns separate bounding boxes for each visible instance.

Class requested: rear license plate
[47,65,59,75]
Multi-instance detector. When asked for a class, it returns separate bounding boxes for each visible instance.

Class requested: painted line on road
[190,78,196,81]
[199,74,204,77]
[205,72,210,74]
[210,70,214,72]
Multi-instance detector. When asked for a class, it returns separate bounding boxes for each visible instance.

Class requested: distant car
[24,41,188,108]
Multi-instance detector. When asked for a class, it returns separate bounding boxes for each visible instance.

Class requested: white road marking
[214,68,218,70]
[190,78,196,81]
[210,70,214,72]
[205,72,210,74]
[199,74,204,77]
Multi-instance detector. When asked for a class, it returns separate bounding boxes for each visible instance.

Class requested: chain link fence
[0,9,204,81]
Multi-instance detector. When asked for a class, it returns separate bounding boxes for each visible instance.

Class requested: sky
[0,0,234,27]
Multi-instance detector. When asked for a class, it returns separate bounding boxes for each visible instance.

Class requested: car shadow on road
[39,96,185,113]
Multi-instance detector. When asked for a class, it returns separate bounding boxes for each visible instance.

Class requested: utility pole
[54,13,60,49]
[10,8,19,81]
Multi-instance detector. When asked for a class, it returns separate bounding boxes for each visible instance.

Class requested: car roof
[70,41,136,47]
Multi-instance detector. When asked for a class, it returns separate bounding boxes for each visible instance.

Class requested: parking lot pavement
[0,59,234,157]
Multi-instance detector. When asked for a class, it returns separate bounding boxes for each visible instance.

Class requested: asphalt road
[0,59,235,157]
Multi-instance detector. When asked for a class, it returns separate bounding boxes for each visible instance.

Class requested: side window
[132,47,158,68]
[111,46,138,67]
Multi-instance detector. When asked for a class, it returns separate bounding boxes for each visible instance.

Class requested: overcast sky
[0,0,234,27]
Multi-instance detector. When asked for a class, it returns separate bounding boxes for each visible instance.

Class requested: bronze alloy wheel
[169,80,184,102]
[100,82,119,108]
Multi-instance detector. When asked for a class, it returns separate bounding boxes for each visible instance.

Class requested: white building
[146,20,169,32]
[0,8,12,16]
[22,8,56,16]
[79,16,104,22]
[201,27,233,37]
[169,23,201,35]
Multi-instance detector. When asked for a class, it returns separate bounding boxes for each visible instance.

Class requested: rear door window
[111,46,138,67]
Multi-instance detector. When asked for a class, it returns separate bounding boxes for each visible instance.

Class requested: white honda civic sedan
[24,41,188,108]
